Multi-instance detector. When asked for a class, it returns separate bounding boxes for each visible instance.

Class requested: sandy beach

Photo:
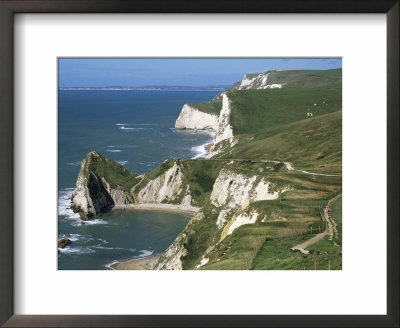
[113,203,200,216]
[110,256,160,270]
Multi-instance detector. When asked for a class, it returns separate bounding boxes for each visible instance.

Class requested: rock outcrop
[174,94,237,158]
[175,104,218,131]
[137,162,184,203]
[58,238,71,249]
[70,151,135,218]
[230,71,283,90]
[210,169,282,228]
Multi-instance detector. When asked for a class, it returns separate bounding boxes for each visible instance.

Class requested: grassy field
[80,68,342,270]
[251,192,342,270]
[217,110,342,174]
[227,88,341,135]
[82,151,139,193]
[190,96,222,115]
[175,166,342,270]
[267,68,342,88]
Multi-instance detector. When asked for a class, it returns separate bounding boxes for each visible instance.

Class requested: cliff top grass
[227,87,341,135]
[229,68,342,90]
[81,151,139,192]
[181,159,225,205]
[189,96,222,116]
[216,110,342,174]
[267,68,342,88]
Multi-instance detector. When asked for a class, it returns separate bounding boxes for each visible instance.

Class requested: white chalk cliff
[153,168,288,269]
[232,72,283,90]
[70,152,133,218]
[174,93,237,158]
[175,104,219,131]
[210,169,282,228]
[138,162,184,204]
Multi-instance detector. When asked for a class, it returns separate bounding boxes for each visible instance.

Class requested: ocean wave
[191,144,208,159]
[58,246,95,255]
[104,249,154,270]
[58,233,94,243]
[107,144,138,148]
[119,126,153,131]
[59,189,109,226]
[116,160,128,166]
[92,245,136,252]
[138,249,154,257]
[116,123,153,126]
[105,149,122,152]
[105,261,118,270]
[58,188,80,219]
[67,161,82,167]
[73,218,108,226]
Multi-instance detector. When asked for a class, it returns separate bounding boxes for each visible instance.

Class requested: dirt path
[200,157,340,177]
[291,193,342,254]
[301,170,341,177]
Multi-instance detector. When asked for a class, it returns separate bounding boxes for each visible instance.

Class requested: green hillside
[81,151,139,193]
[267,68,342,88]
[73,68,342,271]
[189,96,222,115]
[217,110,342,174]
[227,88,341,135]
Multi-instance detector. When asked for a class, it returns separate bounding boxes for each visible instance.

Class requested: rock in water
[70,151,136,219]
[58,238,71,249]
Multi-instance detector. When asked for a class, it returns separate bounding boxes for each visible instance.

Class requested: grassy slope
[177,71,342,270]
[181,160,226,205]
[267,68,342,88]
[251,194,342,270]
[217,110,342,173]
[228,68,342,91]
[82,152,139,193]
[189,96,222,115]
[191,172,341,270]
[81,69,342,270]
[227,88,341,135]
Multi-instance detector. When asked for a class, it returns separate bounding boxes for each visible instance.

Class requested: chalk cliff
[70,151,135,218]
[175,104,219,131]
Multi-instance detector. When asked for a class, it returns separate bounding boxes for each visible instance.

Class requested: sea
[58,90,220,270]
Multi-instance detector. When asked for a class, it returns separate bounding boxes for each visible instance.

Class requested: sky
[58,58,342,87]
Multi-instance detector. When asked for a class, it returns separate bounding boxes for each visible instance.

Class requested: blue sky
[58,58,342,87]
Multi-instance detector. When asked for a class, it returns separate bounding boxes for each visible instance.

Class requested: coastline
[113,203,200,216]
[109,256,160,270]
[189,130,215,159]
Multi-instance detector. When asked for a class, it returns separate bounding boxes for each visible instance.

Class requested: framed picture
[0,0,398,327]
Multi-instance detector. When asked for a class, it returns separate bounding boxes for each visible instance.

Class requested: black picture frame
[0,1,398,327]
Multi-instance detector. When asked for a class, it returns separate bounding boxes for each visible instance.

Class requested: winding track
[192,157,341,177]
[290,193,342,254]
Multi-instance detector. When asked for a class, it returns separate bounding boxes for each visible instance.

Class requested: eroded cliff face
[70,153,194,219]
[152,167,288,270]
[230,71,283,90]
[210,169,282,229]
[70,151,134,218]
[175,104,219,131]
[137,162,184,204]
[214,94,233,144]
[174,94,237,158]
[153,210,204,270]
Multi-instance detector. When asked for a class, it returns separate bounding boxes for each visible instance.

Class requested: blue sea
[58,90,220,269]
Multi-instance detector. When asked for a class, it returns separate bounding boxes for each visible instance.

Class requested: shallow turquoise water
[58,90,219,269]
